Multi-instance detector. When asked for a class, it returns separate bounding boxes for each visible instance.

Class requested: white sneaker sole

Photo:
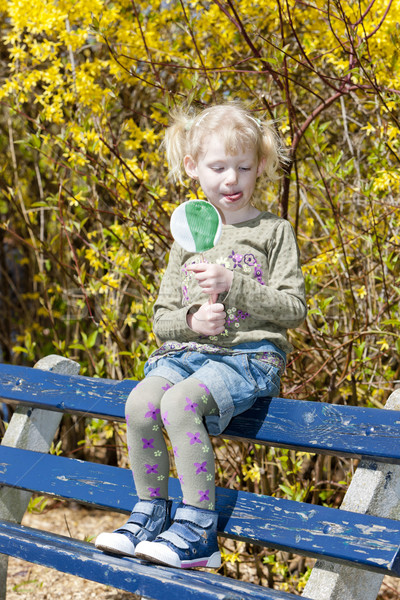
[95,532,136,558]
[135,541,221,569]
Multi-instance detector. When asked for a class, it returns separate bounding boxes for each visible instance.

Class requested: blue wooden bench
[0,355,400,600]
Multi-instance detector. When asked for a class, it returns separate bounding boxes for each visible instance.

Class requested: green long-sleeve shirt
[151,211,307,358]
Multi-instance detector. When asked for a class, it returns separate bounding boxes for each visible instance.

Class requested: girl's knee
[125,386,147,420]
[125,378,166,428]
[160,381,203,429]
[159,388,178,426]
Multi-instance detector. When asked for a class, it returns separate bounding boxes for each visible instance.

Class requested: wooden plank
[1,364,400,463]
[224,397,400,463]
[1,446,400,576]
[0,519,301,600]
[0,363,133,420]
[0,445,138,513]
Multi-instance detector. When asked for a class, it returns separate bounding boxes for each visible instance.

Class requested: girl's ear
[257,157,266,177]
[184,155,198,179]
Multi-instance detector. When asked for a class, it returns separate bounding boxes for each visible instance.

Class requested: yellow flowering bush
[1,0,400,592]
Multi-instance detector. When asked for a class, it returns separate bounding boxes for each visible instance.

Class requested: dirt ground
[5,502,400,599]
[6,503,139,600]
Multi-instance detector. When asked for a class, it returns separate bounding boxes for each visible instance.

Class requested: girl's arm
[221,220,307,327]
[187,220,306,328]
[152,243,194,342]
[152,243,226,341]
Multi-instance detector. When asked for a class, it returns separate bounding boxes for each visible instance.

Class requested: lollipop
[170,200,222,305]
[170,200,222,254]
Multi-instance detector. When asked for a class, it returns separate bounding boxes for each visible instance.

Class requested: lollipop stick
[200,252,215,304]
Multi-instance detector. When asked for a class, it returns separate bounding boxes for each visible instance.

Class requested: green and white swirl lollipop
[170,200,222,253]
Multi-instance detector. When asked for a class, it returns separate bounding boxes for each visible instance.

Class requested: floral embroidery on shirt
[226,306,250,328]
[254,265,265,284]
[226,250,265,284]
[229,251,243,268]
[244,253,257,266]
[182,284,189,303]
[180,249,265,307]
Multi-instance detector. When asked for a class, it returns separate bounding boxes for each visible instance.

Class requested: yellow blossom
[377,339,389,351]
[242,462,261,484]
[221,548,242,565]
[355,286,367,299]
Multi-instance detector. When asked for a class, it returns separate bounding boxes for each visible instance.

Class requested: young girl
[95,103,307,569]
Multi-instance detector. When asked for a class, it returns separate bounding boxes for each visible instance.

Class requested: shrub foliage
[1,0,399,593]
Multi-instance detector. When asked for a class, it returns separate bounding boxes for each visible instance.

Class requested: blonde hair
[164,103,287,184]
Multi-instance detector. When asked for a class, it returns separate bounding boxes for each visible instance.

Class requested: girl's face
[184,133,265,225]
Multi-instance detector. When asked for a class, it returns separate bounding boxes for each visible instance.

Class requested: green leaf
[87,330,98,348]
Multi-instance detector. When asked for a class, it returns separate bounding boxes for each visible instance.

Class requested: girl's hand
[186,263,233,296]
[186,300,226,336]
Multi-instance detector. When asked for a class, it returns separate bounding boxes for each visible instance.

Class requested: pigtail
[163,108,193,183]
[259,120,289,182]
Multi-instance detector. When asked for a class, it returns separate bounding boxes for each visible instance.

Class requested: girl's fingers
[210,303,225,312]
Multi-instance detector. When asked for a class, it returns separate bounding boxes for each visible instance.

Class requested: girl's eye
[210,166,252,172]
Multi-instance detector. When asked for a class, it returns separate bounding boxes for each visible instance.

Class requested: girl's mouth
[223,192,242,202]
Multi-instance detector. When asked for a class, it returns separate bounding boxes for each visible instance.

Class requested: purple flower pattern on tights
[199,383,210,395]
[194,461,207,474]
[142,438,154,449]
[145,402,161,421]
[187,432,202,445]
[145,464,159,474]
[162,411,170,426]
[198,490,210,502]
[148,487,160,498]
[185,397,198,413]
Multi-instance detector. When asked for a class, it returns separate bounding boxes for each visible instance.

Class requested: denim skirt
[143,341,285,435]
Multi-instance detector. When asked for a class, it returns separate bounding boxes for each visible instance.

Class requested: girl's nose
[225,168,238,185]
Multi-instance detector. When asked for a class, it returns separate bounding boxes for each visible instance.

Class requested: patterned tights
[125,376,219,510]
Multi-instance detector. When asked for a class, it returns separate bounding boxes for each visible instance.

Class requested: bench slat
[0,519,299,600]
[1,446,400,577]
[0,363,133,419]
[1,364,400,463]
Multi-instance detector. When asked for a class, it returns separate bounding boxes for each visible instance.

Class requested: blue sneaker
[95,498,172,558]
[135,504,221,569]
